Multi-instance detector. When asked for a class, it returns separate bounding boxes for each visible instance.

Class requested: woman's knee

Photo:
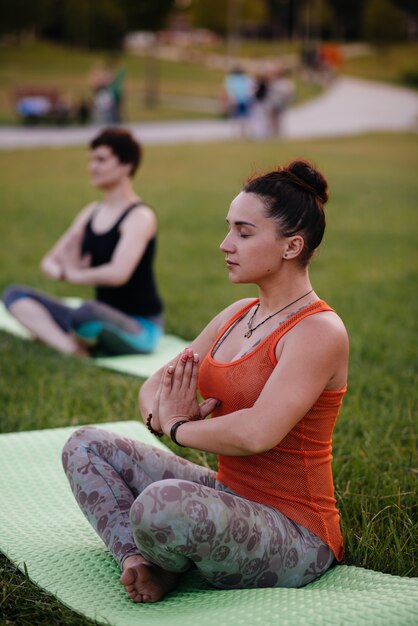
[72,301,98,323]
[130,479,208,541]
[130,480,186,528]
[61,426,103,473]
[3,285,28,309]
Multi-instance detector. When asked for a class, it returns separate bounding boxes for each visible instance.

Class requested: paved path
[283,76,418,138]
[0,77,417,149]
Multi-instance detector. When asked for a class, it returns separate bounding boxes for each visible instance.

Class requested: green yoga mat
[0,300,188,378]
[1,421,417,626]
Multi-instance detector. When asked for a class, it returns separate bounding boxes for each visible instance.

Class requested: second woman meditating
[62,159,349,602]
[3,127,163,356]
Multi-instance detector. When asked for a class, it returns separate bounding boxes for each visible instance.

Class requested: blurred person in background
[89,61,126,124]
[223,66,254,138]
[108,66,127,124]
[300,43,321,83]
[319,44,343,84]
[266,68,295,136]
[3,128,163,357]
[250,73,270,139]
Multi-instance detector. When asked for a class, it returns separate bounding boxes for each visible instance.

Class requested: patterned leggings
[62,426,335,589]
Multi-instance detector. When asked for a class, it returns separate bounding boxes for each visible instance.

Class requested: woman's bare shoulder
[289,308,349,351]
[121,202,157,235]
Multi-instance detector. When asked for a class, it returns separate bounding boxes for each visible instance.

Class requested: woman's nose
[219,232,234,253]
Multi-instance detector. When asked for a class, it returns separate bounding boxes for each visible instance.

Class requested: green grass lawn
[343,42,418,87]
[0,133,417,624]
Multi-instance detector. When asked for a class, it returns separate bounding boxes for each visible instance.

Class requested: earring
[283,253,288,258]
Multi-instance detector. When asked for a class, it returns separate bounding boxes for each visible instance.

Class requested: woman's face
[88,145,131,189]
[220,191,286,285]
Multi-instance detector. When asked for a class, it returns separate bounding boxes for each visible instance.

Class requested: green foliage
[0,0,176,49]
[0,0,42,36]
[402,66,418,87]
[122,0,176,32]
[327,0,365,38]
[363,0,407,45]
[343,42,418,88]
[298,0,335,37]
[58,0,127,50]
[0,133,417,621]
[189,0,268,35]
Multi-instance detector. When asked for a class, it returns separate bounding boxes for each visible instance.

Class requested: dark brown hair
[90,127,142,177]
[244,160,329,266]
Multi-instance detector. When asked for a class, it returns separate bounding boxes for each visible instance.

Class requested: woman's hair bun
[285,160,329,205]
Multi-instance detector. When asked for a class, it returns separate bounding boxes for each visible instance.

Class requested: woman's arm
[64,206,156,287]
[158,312,349,455]
[40,203,95,280]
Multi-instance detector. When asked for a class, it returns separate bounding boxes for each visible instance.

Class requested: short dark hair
[244,160,329,266]
[90,127,142,177]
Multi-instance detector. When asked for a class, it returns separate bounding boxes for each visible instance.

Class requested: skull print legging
[62,426,335,589]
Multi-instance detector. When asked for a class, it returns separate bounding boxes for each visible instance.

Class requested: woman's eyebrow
[226,218,257,227]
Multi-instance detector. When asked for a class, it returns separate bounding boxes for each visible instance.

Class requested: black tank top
[81,202,163,317]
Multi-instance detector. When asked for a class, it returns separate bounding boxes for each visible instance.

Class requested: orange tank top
[198,299,346,561]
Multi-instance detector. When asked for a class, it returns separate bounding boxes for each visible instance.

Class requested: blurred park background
[0,1,417,624]
[0,0,417,125]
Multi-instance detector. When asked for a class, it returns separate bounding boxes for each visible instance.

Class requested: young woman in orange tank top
[62,160,349,603]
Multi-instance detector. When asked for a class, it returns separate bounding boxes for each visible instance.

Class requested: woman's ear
[283,235,305,259]
[123,162,134,178]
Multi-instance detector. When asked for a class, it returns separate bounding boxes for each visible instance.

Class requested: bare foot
[70,344,90,358]
[120,555,180,603]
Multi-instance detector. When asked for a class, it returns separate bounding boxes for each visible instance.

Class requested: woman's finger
[172,352,188,389]
[199,397,220,418]
[180,350,196,389]
[177,347,194,386]
[188,353,199,389]
[161,365,174,396]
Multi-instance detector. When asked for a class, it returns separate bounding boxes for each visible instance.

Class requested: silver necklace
[244,289,314,338]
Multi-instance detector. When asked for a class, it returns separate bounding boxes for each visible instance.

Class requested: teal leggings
[3,285,162,355]
[62,426,335,589]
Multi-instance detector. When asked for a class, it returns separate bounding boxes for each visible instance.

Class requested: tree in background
[298,0,335,41]
[186,0,267,36]
[0,0,47,40]
[45,0,126,49]
[122,0,175,32]
[0,0,176,49]
[0,0,414,49]
[325,0,364,40]
[122,0,176,106]
[363,0,407,46]
[391,0,417,38]
[0,0,177,109]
